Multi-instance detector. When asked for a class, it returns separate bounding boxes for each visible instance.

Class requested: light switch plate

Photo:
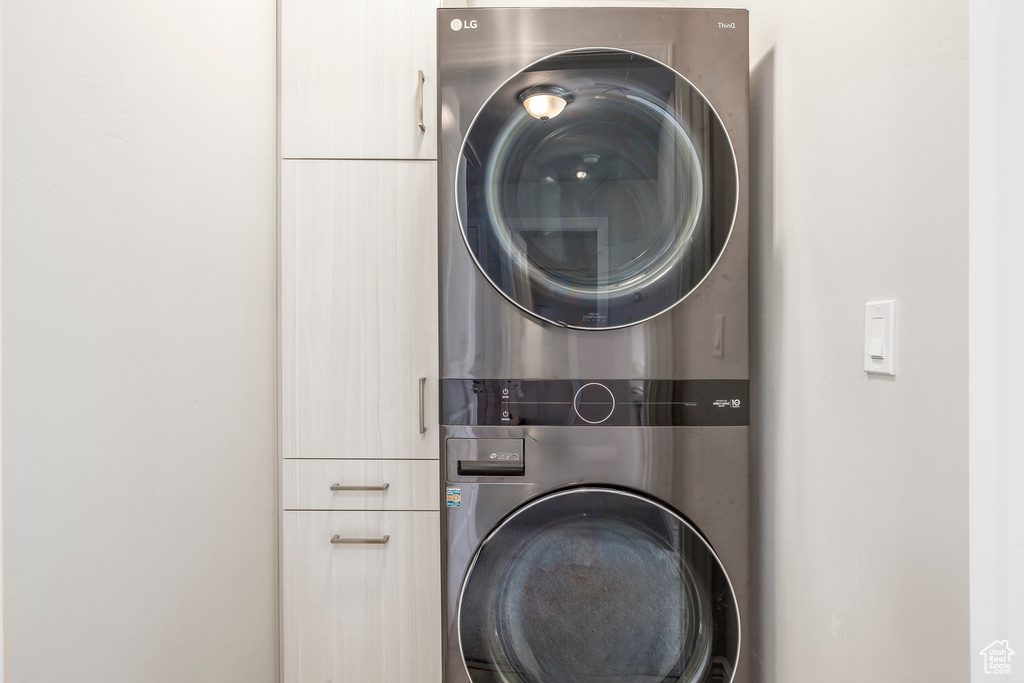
[864,300,897,376]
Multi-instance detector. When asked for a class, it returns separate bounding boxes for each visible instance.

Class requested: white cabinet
[281,160,438,460]
[281,0,439,159]
[282,511,442,683]
[281,1,441,677]
[282,459,440,511]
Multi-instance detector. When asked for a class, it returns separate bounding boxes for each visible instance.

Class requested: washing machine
[438,7,750,683]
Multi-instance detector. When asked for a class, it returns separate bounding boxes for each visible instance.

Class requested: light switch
[869,317,885,359]
[864,300,897,376]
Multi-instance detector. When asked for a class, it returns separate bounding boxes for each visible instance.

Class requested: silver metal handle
[331,534,390,545]
[417,70,426,132]
[330,482,390,492]
[418,376,427,434]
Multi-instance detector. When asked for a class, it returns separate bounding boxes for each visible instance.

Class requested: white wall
[1,3,278,682]
[753,1,970,681]
[0,0,5,677]
[753,1,971,681]
[969,2,1024,680]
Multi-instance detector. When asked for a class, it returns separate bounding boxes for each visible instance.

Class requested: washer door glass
[458,488,740,683]
[457,48,738,329]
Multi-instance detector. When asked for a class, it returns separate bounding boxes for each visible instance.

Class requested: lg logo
[450,18,478,31]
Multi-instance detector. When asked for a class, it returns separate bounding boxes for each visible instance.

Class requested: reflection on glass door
[457,48,738,329]
[458,488,740,682]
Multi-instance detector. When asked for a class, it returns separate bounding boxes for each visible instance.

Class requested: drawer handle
[331,534,390,545]
[330,482,390,492]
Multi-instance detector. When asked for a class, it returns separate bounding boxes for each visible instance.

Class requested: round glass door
[457,48,738,329]
[458,488,740,683]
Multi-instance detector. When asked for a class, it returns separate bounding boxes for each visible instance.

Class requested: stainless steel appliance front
[442,425,750,683]
[439,7,749,380]
[439,7,751,683]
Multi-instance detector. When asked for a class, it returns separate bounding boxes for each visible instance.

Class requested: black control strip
[441,379,750,427]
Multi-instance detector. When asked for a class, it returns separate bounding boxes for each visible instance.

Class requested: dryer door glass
[456,48,738,330]
[458,487,739,683]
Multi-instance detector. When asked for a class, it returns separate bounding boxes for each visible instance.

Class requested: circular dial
[573,382,615,424]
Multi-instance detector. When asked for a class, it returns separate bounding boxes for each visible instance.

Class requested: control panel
[441,379,749,427]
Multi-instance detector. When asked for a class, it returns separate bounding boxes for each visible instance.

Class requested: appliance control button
[573,382,616,424]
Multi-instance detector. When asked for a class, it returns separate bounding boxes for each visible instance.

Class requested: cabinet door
[281,0,439,159]
[283,511,441,683]
[281,161,438,459]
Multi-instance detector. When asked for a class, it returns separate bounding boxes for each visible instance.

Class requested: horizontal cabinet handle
[330,482,390,492]
[331,534,390,546]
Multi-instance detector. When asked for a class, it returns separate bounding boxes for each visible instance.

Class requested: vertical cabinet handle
[331,535,390,546]
[418,376,427,434]
[417,70,426,132]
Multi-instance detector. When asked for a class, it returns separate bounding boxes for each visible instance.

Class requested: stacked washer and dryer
[437,8,750,683]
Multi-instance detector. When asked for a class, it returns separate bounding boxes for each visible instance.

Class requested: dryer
[438,8,750,683]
